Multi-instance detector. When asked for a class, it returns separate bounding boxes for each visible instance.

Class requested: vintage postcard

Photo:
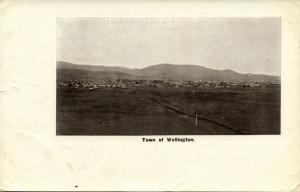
[0,0,299,191]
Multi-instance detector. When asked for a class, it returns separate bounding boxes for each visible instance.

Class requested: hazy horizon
[57,17,281,76]
[58,60,281,77]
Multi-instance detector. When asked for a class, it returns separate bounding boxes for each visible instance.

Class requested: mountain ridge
[57,61,280,82]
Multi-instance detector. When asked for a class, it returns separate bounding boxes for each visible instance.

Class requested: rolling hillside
[57,61,280,82]
[57,68,149,82]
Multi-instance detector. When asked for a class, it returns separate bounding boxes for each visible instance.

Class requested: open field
[56,87,280,135]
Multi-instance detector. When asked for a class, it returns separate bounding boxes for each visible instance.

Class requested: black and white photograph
[3,0,300,191]
[56,17,281,135]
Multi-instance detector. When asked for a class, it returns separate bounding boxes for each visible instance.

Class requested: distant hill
[57,68,149,82]
[57,61,280,82]
[138,63,279,82]
[57,61,139,75]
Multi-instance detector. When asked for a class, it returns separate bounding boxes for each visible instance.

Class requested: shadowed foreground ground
[56,87,280,135]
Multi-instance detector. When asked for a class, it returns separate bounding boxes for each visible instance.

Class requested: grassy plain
[56,87,280,135]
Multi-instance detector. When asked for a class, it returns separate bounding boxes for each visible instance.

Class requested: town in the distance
[59,79,280,90]
[57,61,280,90]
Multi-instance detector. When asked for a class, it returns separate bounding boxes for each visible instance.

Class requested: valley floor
[56,87,280,135]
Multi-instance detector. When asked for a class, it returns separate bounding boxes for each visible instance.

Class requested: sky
[57,17,281,76]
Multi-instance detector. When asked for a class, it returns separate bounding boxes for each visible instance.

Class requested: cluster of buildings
[58,79,280,89]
